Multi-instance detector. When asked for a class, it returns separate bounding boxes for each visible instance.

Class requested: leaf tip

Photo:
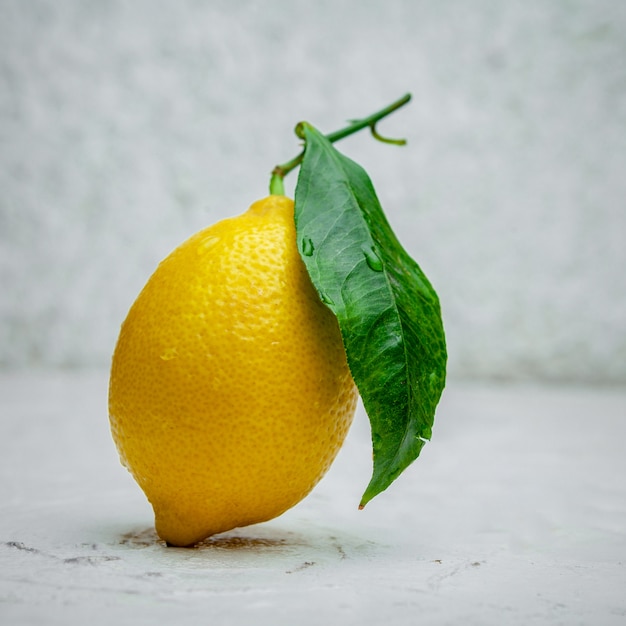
[358,488,376,510]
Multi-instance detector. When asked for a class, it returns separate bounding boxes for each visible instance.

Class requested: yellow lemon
[109,195,358,546]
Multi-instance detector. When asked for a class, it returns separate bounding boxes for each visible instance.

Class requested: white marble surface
[1,371,625,624]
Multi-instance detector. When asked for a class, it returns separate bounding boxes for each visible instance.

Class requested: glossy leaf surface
[294,123,447,506]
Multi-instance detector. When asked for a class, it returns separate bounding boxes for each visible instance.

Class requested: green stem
[269,173,285,196]
[270,93,411,195]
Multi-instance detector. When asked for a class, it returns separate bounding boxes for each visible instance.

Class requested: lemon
[109,195,358,546]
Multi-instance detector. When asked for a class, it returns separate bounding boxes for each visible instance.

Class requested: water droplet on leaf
[319,292,335,306]
[302,237,314,257]
[372,432,383,451]
[361,243,383,272]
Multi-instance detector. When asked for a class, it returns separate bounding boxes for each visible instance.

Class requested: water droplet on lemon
[160,348,178,361]
[197,235,220,255]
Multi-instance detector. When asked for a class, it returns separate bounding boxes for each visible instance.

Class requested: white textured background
[1,0,625,383]
[2,5,626,623]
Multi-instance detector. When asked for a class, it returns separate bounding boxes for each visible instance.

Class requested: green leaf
[294,123,447,507]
